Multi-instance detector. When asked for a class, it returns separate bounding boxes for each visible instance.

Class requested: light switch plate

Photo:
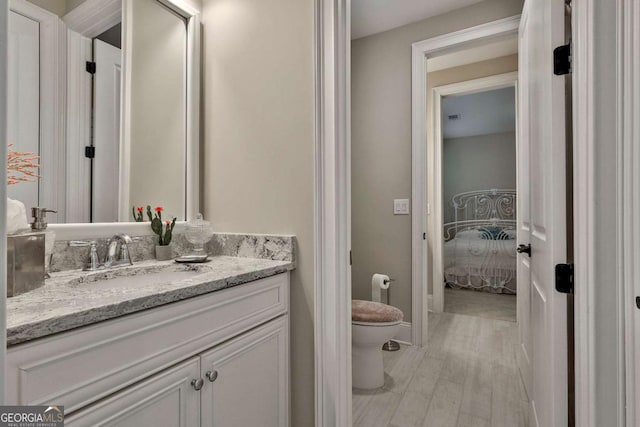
[394,199,410,215]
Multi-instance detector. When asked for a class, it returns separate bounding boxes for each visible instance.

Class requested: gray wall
[443,132,516,224]
[592,0,623,425]
[201,0,315,425]
[351,0,523,321]
[26,0,66,16]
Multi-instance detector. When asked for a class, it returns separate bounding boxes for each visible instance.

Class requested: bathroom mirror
[7,0,200,226]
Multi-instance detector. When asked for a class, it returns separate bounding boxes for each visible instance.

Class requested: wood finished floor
[352,311,529,427]
[444,288,517,323]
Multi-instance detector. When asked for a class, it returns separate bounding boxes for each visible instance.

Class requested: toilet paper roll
[372,273,390,303]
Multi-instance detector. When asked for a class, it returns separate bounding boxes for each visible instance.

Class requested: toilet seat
[351,300,403,324]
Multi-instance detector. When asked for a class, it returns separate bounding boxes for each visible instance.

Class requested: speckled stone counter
[7,256,294,346]
[51,233,296,272]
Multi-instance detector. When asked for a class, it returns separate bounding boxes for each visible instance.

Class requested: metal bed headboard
[444,189,516,240]
[443,189,517,293]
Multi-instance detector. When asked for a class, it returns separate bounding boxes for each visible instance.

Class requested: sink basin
[66,263,214,291]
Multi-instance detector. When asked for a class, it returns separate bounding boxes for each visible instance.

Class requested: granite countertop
[7,256,294,346]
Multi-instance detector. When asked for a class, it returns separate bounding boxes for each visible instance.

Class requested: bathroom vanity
[5,255,293,426]
[6,0,294,424]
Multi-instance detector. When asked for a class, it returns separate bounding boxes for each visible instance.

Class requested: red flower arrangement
[131,205,176,246]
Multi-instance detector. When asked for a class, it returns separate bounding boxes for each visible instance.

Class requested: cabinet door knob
[191,378,204,391]
[205,370,218,382]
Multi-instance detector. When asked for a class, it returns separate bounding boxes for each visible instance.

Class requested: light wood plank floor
[444,288,517,323]
[353,312,529,427]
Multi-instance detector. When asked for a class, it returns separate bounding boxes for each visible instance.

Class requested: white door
[517,0,568,426]
[200,317,289,427]
[65,357,201,427]
[92,38,122,223]
[7,11,40,210]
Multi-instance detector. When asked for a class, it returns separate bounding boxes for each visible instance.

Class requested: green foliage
[132,206,144,222]
[164,218,177,245]
[134,205,174,246]
[151,218,164,245]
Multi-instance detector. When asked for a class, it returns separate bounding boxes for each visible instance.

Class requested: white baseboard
[427,294,434,312]
[394,322,413,345]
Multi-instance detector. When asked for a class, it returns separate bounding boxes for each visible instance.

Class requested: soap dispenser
[31,207,57,276]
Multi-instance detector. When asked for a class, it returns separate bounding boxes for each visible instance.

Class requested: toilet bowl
[352,300,403,390]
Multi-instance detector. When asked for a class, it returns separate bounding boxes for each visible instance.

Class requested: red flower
[155,206,163,213]
[137,207,143,213]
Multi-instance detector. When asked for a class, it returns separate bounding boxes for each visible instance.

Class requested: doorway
[432,74,519,324]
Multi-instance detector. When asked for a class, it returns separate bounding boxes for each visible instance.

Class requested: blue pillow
[479,226,509,240]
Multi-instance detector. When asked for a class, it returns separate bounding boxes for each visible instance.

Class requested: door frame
[314,0,617,424]
[571,0,630,425]
[412,15,519,337]
[620,0,640,424]
[430,71,519,314]
[313,6,521,425]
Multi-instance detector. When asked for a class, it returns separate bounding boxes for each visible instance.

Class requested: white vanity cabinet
[6,273,290,427]
[66,357,202,427]
[200,317,288,427]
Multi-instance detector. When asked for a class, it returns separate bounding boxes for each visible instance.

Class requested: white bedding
[444,230,516,270]
[444,229,517,292]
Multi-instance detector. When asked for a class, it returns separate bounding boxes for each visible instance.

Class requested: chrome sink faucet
[104,233,134,268]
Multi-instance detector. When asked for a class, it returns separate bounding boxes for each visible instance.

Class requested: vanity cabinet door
[66,357,201,427]
[200,316,289,427]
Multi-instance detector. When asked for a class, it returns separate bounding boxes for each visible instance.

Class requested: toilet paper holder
[382,277,400,352]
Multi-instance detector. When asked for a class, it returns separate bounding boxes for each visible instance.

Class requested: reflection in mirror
[9,0,195,225]
[126,0,187,223]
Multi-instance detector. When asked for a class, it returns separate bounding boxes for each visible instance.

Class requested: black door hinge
[349,250,352,266]
[423,232,426,240]
[86,61,96,74]
[553,43,571,75]
[555,263,574,294]
[85,146,95,159]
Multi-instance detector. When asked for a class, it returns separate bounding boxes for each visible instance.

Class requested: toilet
[351,299,404,390]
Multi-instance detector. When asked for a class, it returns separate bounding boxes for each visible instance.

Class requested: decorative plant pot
[155,245,173,261]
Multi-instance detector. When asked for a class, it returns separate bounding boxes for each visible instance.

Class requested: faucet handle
[70,241,103,271]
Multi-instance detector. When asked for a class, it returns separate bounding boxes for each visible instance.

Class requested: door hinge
[86,61,96,74]
[349,250,352,266]
[85,146,95,159]
[423,232,426,240]
[553,43,572,75]
[555,263,574,294]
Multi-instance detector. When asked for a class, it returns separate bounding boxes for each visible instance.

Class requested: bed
[443,189,517,294]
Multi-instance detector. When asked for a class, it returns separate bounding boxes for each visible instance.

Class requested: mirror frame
[52,0,200,239]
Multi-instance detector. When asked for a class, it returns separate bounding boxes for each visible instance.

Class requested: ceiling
[351,0,484,40]
[442,87,516,139]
